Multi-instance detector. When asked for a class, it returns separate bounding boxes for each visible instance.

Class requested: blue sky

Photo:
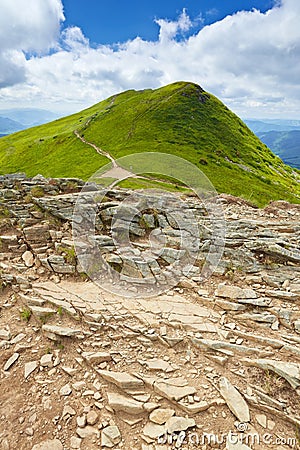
[0,0,300,119]
[63,0,273,45]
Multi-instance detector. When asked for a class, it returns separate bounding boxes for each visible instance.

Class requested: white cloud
[0,0,300,118]
[155,9,193,43]
[0,0,64,88]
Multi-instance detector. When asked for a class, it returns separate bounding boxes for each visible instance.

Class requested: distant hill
[0,108,59,135]
[0,82,299,206]
[244,119,300,133]
[245,119,300,170]
[0,116,25,134]
[256,130,300,169]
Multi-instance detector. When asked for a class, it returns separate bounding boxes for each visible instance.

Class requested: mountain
[256,130,300,170]
[0,116,25,134]
[0,108,59,135]
[245,119,300,170]
[0,81,299,206]
[244,119,300,133]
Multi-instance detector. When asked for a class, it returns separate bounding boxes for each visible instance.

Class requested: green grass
[0,81,299,206]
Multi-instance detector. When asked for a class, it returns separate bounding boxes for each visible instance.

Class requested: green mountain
[0,81,299,206]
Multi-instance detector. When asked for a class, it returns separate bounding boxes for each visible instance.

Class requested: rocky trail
[1,173,300,449]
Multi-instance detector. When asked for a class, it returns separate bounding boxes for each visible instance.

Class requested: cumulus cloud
[155,9,193,43]
[0,0,64,88]
[1,0,300,118]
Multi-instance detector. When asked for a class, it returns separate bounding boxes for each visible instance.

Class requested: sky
[0,0,299,119]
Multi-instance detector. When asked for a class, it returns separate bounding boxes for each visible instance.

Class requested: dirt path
[74,130,118,168]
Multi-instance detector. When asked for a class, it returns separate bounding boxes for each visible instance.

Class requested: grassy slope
[0,81,299,206]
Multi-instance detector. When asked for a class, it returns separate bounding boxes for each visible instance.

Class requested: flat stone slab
[154,379,197,402]
[107,392,144,415]
[42,324,81,339]
[219,377,250,423]
[98,370,144,391]
[216,284,257,299]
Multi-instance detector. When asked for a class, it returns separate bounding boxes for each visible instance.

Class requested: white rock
[62,405,76,418]
[40,354,53,368]
[107,392,144,415]
[149,408,175,425]
[142,422,166,440]
[98,370,144,391]
[86,410,98,425]
[101,426,122,448]
[59,383,72,396]
[76,426,99,439]
[165,416,195,434]
[25,361,38,379]
[31,439,63,450]
[219,377,250,423]
[70,436,82,449]
[0,329,11,340]
[4,353,20,371]
[22,250,35,267]
[256,414,267,428]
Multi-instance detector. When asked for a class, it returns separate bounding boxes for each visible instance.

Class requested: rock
[25,428,34,436]
[76,426,99,439]
[86,410,98,426]
[24,224,50,243]
[25,361,38,379]
[216,284,257,299]
[98,370,144,391]
[243,358,300,389]
[268,419,276,430]
[62,405,76,418]
[142,423,166,440]
[165,416,195,434]
[48,255,75,274]
[139,358,176,372]
[82,352,112,364]
[101,426,122,448]
[30,306,56,319]
[70,437,82,449]
[153,379,197,402]
[0,329,11,340]
[219,377,250,423]
[40,353,53,368]
[22,250,34,267]
[4,353,20,371]
[295,320,300,333]
[149,408,175,425]
[60,383,72,396]
[178,398,225,414]
[246,240,300,263]
[76,415,86,428]
[256,414,267,428]
[31,439,63,450]
[107,392,144,415]
[42,324,81,340]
